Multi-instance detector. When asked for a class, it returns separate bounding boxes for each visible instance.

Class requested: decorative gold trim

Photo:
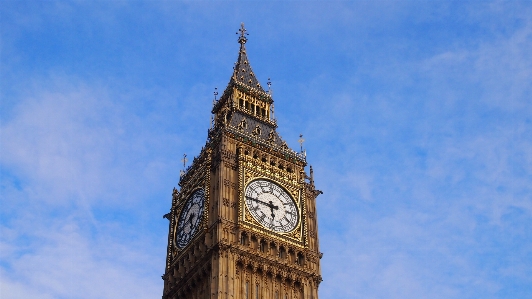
[170,148,212,260]
[238,153,305,247]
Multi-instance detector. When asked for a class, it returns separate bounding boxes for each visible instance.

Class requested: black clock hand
[246,196,279,227]
[267,200,278,219]
[246,196,279,211]
[246,196,268,206]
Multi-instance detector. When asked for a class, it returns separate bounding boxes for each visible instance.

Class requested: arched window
[240,232,248,246]
[296,252,304,265]
[279,246,286,259]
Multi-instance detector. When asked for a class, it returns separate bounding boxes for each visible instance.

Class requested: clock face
[175,188,205,249]
[244,179,299,233]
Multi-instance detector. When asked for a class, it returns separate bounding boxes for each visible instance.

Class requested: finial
[180,153,188,177]
[213,87,218,102]
[310,165,315,185]
[182,154,188,169]
[237,22,248,44]
[267,78,272,94]
[298,134,305,153]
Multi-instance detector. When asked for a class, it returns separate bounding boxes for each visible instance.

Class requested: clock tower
[162,24,323,299]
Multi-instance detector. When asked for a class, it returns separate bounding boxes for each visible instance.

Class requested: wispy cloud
[310,9,532,298]
[0,76,173,298]
[1,2,531,299]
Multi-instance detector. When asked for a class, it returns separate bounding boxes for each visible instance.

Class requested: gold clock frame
[238,161,307,247]
[169,152,212,261]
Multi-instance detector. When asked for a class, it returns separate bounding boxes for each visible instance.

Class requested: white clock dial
[244,179,299,233]
[175,188,205,249]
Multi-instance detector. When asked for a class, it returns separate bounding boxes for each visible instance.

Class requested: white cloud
[2,80,122,204]
[311,6,532,299]
[1,77,171,299]
[0,218,161,299]
[2,2,531,299]
[0,77,183,207]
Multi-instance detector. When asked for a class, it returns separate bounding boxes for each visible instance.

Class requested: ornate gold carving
[238,118,247,130]
[268,130,276,142]
[245,212,254,222]
[252,125,261,136]
[237,156,306,249]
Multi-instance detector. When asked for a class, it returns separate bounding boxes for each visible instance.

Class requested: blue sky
[1,1,531,298]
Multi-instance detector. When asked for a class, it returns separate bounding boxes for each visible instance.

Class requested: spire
[232,23,265,92]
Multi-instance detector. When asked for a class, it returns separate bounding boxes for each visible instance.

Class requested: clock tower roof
[212,23,273,116]
[231,23,266,93]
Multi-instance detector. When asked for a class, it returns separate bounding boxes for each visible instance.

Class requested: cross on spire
[237,22,248,44]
